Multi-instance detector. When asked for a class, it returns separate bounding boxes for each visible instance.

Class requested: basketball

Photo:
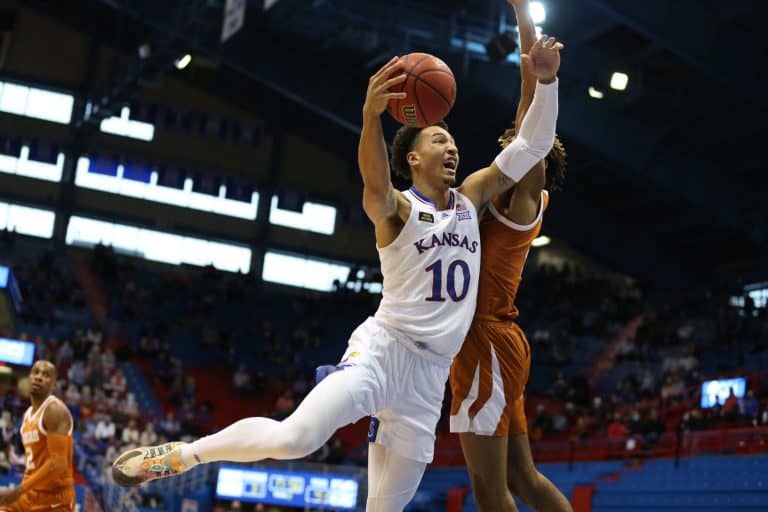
[387,53,457,128]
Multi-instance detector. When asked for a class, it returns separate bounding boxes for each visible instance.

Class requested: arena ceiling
[22,0,768,285]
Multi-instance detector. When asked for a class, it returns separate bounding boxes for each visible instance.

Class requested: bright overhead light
[175,54,192,70]
[532,235,550,247]
[530,2,546,24]
[588,86,604,99]
[610,72,629,91]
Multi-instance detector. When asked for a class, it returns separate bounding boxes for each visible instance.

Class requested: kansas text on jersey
[375,187,481,358]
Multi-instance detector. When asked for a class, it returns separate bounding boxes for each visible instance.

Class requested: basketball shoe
[111,442,189,487]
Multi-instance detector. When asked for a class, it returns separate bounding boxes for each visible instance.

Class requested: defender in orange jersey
[0,360,75,512]
[449,2,572,511]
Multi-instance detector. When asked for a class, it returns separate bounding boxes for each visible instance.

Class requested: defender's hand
[525,35,564,84]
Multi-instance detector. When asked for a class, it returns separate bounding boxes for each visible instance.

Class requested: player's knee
[469,470,509,511]
[280,422,321,458]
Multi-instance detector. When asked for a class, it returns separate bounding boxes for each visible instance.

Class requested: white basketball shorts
[337,317,451,463]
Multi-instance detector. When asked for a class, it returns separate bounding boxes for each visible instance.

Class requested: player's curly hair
[498,128,567,191]
[390,121,449,181]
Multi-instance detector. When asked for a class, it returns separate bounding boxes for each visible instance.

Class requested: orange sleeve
[20,435,69,492]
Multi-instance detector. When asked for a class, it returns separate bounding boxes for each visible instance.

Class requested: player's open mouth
[444,160,457,171]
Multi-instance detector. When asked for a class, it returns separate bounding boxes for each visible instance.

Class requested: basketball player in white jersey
[112,36,563,511]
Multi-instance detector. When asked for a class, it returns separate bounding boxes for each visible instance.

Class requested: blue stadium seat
[593,455,768,510]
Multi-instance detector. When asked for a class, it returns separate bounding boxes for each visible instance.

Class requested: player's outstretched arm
[508,0,539,130]
[508,0,548,224]
[358,57,407,225]
[459,36,563,210]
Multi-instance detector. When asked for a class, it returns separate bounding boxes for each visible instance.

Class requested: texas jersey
[374,186,481,358]
[475,190,549,322]
[20,395,75,491]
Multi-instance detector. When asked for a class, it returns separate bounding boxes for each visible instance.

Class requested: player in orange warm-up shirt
[0,360,75,512]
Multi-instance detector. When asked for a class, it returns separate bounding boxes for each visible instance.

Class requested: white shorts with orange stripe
[449,319,531,436]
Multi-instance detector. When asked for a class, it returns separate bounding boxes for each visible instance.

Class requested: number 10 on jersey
[425,259,470,302]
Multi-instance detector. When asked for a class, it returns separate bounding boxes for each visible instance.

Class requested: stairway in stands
[121,361,164,419]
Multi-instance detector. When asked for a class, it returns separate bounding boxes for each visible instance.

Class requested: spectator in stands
[104,390,119,412]
[67,360,87,388]
[552,409,569,433]
[551,371,568,399]
[183,376,197,405]
[742,390,759,420]
[292,375,310,400]
[101,347,116,373]
[159,412,181,439]
[0,412,14,454]
[56,340,74,368]
[722,387,740,419]
[107,368,127,395]
[679,407,708,432]
[272,389,295,421]
[195,403,213,432]
[140,423,158,446]
[104,441,119,469]
[607,413,628,439]
[0,451,9,475]
[86,360,106,391]
[531,404,554,440]
[660,374,685,402]
[118,392,139,419]
[178,399,197,436]
[640,369,655,395]
[121,419,140,446]
[64,384,81,406]
[84,326,103,346]
[233,364,251,394]
[94,413,116,450]
[325,438,346,466]
[615,337,637,362]
[139,334,161,358]
[640,408,665,446]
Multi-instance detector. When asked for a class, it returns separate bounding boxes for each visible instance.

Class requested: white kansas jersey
[374,186,481,358]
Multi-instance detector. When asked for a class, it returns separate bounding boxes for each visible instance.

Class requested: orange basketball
[387,53,457,128]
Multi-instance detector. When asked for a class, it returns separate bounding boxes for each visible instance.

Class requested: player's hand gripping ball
[387,53,456,128]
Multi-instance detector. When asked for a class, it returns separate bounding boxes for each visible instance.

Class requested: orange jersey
[474,190,549,322]
[20,395,75,492]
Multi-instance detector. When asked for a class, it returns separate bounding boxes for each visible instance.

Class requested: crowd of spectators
[527,286,768,449]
